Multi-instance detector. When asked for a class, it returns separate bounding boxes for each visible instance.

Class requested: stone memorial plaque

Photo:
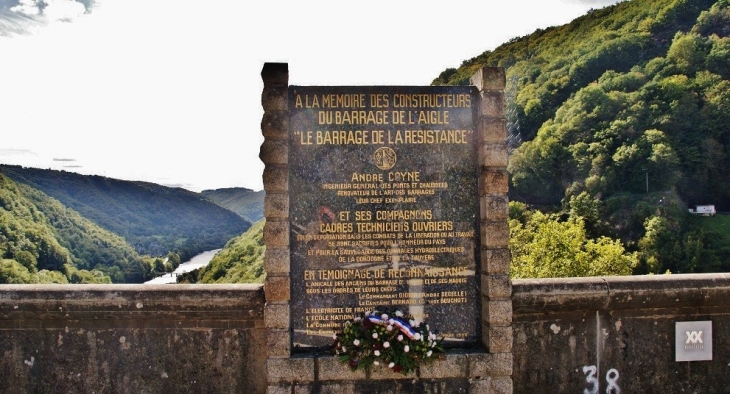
[289,86,479,348]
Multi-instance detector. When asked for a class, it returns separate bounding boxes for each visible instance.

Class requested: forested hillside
[0,174,152,283]
[201,188,264,223]
[176,220,265,284]
[0,165,251,261]
[436,0,730,276]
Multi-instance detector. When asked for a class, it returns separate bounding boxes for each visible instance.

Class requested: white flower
[414,333,421,340]
[426,324,430,330]
[386,325,393,332]
[332,333,337,340]
[395,310,404,317]
[354,317,362,322]
[353,339,360,346]
[374,361,380,366]
[409,319,416,326]
[404,345,410,353]
[383,341,390,348]
[388,362,395,368]
[342,346,346,352]
[428,333,436,341]
[427,350,433,357]
[397,335,403,342]
[381,313,389,321]
[374,350,380,356]
[365,311,371,317]
[372,333,378,339]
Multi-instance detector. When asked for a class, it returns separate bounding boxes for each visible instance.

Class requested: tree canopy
[0,165,250,262]
[0,174,136,283]
[509,202,637,278]
[437,0,730,276]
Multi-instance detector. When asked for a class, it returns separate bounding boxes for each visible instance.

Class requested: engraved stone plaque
[288,86,479,348]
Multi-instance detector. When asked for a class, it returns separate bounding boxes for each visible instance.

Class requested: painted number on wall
[582,366,620,394]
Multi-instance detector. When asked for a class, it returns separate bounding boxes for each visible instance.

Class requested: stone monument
[261,63,512,393]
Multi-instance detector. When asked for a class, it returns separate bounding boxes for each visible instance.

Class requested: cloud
[0,148,36,157]
[9,0,41,16]
[0,9,37,35]
[44,0,86,22]
[160,182,197,191]
[0,0,95,34]
[52,157,76,162]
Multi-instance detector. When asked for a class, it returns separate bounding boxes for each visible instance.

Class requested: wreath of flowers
[332,309,445,374]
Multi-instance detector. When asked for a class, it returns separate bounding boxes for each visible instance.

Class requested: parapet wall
[1,274,728,393]
[0,284,266,394]
[513,273,730,393]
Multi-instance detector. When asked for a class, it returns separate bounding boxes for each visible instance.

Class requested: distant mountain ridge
[201,187,264,223]
[1,174,149,283]
[0,165,251,262]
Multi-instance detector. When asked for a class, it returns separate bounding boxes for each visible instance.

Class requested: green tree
[66,265,112,284]
[510,203,636,278]
[566,191,604,238]
[152,258,166,273]
[13,250,37,273]
[611,129,680,193]
[35,269,69,284]
[667,32,710,75]
[0,259,34,283]
[192,220,266,284]
[705,36,730,78]
[639,215,681,273]
[166,251,182,270]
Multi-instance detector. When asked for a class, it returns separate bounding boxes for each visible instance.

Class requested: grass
[700,214,730,240]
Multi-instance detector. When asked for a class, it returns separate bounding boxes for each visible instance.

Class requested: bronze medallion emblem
[373,147,396,170]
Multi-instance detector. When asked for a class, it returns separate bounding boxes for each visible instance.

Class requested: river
[144,249,221,284]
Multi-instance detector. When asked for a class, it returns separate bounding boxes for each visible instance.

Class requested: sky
[0,0,624,192]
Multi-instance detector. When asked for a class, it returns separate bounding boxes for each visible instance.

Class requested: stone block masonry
[471,67,513,380]
[0,284,266,393]
[261,63,293,371]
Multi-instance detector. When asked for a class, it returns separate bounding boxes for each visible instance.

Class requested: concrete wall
[0,284,266,394]
[513,273,730,393]
[1,274,728,393]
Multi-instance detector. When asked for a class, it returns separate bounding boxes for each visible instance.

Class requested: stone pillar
[471,67,513,393]
[260,63,298,393]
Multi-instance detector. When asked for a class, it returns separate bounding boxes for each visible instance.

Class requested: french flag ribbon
[367,316,418,340]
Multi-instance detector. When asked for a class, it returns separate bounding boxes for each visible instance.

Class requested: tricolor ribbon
[367,316,418,339]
